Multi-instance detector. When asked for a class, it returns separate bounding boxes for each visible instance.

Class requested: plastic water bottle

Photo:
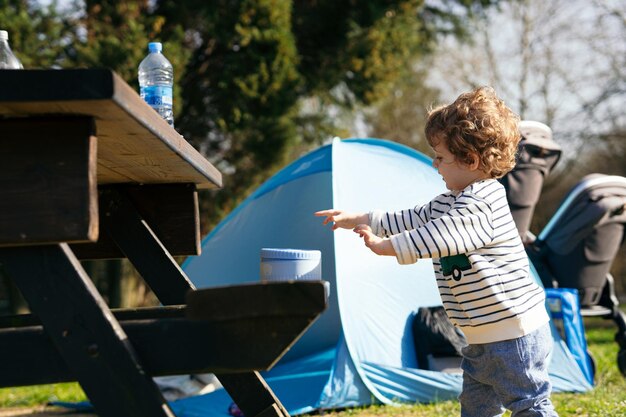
[0,30,23,69]
[138,42,174,126]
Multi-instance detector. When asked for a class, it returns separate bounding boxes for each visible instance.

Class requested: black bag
[412,306,467,370]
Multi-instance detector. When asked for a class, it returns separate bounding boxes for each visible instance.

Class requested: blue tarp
[177,138,592,416]
[546,288,595,385]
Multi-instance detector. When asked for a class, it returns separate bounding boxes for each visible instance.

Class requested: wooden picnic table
[0,69,328,417]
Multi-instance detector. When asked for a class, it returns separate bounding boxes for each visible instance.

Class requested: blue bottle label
[141,85,173,107]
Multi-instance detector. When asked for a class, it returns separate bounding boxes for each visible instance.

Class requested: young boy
[315,87,558,416]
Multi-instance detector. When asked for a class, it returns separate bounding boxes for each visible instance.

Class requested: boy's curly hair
[425,86,520,178]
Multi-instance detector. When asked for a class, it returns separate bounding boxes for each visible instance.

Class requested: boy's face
[431,139,483,191]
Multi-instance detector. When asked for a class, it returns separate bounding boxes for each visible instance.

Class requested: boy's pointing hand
[353,224,395,256]
[314,209,368,230]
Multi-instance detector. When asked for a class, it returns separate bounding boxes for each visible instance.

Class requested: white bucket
[260,248,322,282]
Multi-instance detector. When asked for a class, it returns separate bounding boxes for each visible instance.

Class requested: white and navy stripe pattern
[370,179,549,344]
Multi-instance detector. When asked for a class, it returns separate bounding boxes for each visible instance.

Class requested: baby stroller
[526,174,626,376]
[501,121,626,378]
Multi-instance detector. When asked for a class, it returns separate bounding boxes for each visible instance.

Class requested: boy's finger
[314,209,338,216]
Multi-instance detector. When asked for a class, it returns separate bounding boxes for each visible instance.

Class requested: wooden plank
[0,282,328,387]
[70,184,200,259]
[0,314,323,386]
[0,117,98,247]
[0,281,329,327]
[0,244,174,417]
[0,305,187,329]
[0,69,222,189]
[186,281,329,320]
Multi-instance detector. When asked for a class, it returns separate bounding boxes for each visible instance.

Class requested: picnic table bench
[0,68,328,417]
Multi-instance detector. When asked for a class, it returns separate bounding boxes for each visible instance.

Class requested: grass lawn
[1,318,625,416]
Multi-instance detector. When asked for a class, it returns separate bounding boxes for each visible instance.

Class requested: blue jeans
[459,324,558,417]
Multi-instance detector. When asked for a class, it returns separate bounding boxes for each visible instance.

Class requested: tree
[425,0,625,200]
[65,0,190,114]
[0,0,73,69]
[364,62,441,154]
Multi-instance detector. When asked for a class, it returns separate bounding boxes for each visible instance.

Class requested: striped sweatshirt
[369,179,549,344]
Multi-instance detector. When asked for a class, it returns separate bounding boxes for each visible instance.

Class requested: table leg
[0,244,175,417]
[101,188,290,417]
[217,372,290,417]
[100,187,195,305]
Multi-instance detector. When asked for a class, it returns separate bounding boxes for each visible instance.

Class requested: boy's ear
[467,152,481,171]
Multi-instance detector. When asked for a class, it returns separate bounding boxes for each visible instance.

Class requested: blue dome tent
[173,138,592,416]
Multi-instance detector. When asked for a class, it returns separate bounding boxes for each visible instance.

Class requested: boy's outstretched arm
[353,225,396,256]
[314,209,368,230]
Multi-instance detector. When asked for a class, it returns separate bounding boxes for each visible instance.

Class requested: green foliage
[70,1,151,81]
[67,0,191,112]
[166,0,303,232]
[292,1,426,105]
[190,0,300,170]
[365,63,441,154]
[0,0,73,69]
[0,382,86,408]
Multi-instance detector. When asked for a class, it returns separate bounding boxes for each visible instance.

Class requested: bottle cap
[148,42,162,53]
[0,31,8,41]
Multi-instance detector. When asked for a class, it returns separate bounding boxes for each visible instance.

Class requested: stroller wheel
[618,348,626,377]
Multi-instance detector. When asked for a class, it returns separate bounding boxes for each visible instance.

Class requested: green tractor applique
[440,254,472,281]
